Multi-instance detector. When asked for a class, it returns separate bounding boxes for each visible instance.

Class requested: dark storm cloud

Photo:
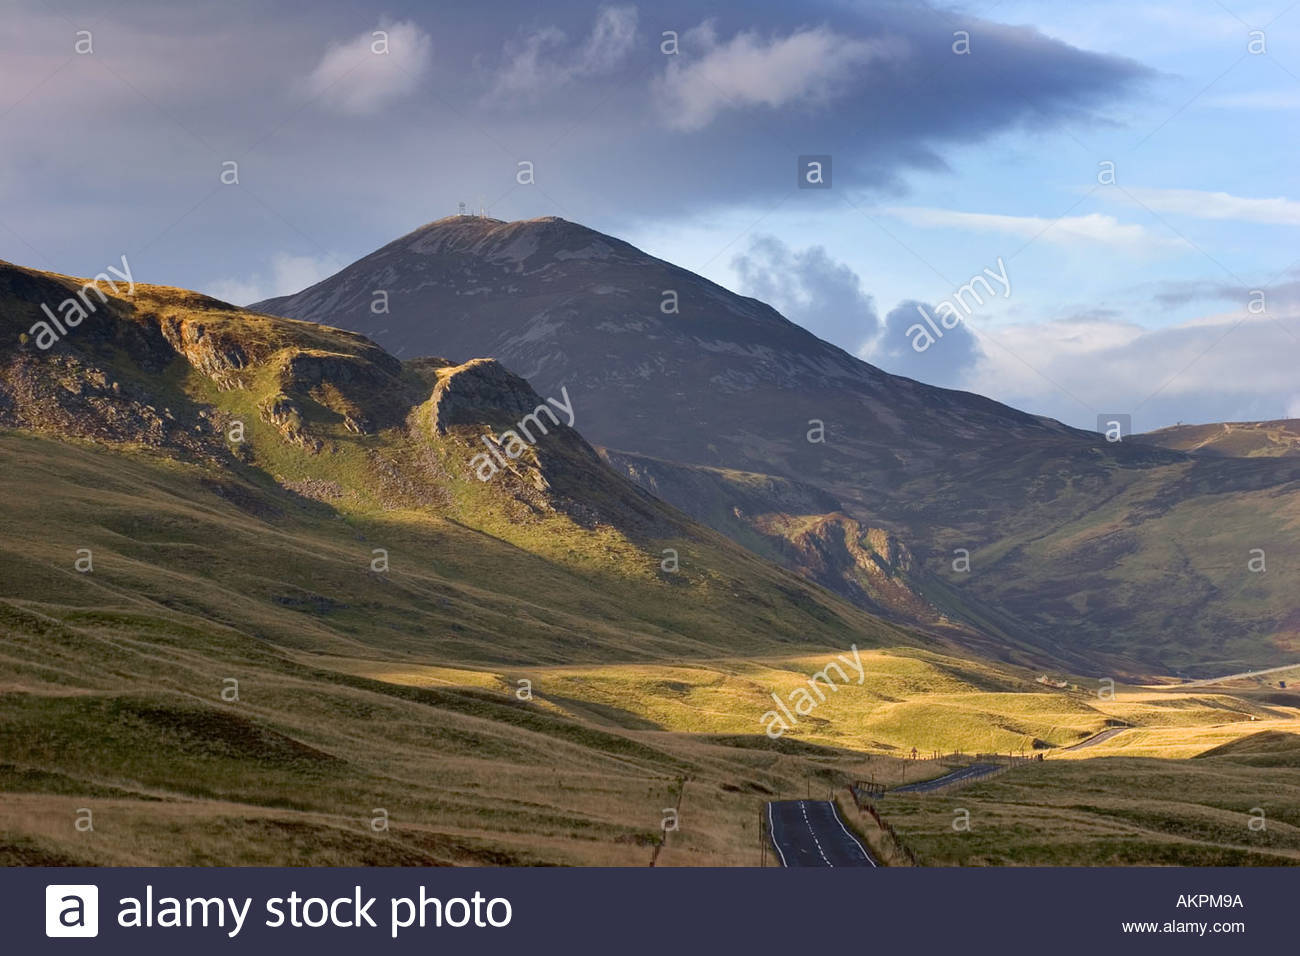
[450,0,1155,222]
[732,236,879,352]
[1,0,1152,292]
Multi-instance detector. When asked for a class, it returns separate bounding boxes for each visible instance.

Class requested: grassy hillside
[1137,419,1300,458]
[0,260,926,663]
[2,260,1297,866]
[0,261,917,864]
[325,650,1104,754]
[874,732,1300,866]
[2,432,1298,865]
[0,425,902,865]
[904,446,1300,677]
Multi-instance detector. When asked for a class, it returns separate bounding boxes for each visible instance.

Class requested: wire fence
[844,786,920,866]
[845,751,1042,865]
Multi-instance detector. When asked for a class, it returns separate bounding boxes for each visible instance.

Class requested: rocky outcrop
[751,512,940,624]
[279,347,401,388]
[598,447,946,629]
[159,317,252,388]
[429,358,557,435]
[258,392,319,452]
[0,259,417,456]
[0,350,191,447]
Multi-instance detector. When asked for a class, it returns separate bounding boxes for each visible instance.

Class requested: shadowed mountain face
[253,217,1083,494]
[597,447,970,643]
[256,217,1300,676]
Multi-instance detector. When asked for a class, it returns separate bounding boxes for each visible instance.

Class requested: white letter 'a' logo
[45,885,99,937]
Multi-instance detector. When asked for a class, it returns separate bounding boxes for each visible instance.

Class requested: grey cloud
[1146,278,1300,312]
[1150,282,1245,309]
[868,300,984,387]
[732,236,878,352]
[653,23,900,131]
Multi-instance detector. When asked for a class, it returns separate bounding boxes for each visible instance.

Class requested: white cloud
[304,21,432,115]
[580,5,639,73]
[655,23,898,131]
[1119,187,1300,226]
[488,5,637,101]
[884,206,1181,249]
[204,253,337,306]
[965,308,1300,430]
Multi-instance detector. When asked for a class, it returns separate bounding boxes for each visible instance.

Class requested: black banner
[6,866,1282,954]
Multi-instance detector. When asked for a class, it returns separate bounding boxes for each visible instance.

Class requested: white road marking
[768,801,789,867]
[800,801,833,867]
[829,800,877,867]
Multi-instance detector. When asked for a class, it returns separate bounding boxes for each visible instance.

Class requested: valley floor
[5,620,1295,866]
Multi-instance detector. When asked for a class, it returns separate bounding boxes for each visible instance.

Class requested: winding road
[767,800,877,867]
[890,762,1002,794]
[1061,727,1126,752]
[1174,662,1300,688]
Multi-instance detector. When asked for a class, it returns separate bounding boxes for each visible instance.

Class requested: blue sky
[3,0,1298,430]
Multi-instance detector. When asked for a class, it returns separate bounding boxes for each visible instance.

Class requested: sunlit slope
[1137,419,1300,458]
[0,586,869,866]
[0,259,926,663]
[316,651,1298,758]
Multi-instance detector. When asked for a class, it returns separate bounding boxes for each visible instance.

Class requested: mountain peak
[349,214,629,272]
[403,213,595,238]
